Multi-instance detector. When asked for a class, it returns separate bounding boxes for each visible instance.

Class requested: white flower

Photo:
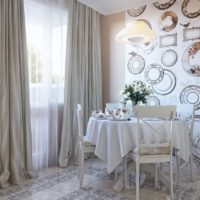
[127,92,130,96]
[119,90,124,95]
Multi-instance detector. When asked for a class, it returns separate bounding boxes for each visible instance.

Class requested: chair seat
[83,136,95,147]
[134,143,170,155]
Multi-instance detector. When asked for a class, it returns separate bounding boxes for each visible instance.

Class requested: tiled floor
[0,158,199,200]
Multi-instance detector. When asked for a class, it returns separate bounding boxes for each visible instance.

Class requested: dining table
[85,116,191,191]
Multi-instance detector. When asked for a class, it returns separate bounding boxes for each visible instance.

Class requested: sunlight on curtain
[24,0,68,171]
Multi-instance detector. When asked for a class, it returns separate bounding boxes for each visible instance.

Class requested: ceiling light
[115,20,156,44]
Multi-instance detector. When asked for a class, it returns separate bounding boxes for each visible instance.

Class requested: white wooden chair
[176,104,195,181]
[126,105,176,200]
[77,104,96,188]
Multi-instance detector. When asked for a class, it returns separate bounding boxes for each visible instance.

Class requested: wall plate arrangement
[180,85,200,105]
[127,51,145,75]
[161,49,178,67]
[182,41,200,77]
[146,96,160,106]
[182,0,200,18]
[153,0,176,10]
[159,33,177,48]
[183,26,200,42]
[152,69,176,95]
[127,5,146,17]
[159,11,178,32]
[144,64,164,85]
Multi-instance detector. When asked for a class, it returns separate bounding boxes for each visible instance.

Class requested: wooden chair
[126,105,176,200]
[77,104,96,188]
[176,104,195,181]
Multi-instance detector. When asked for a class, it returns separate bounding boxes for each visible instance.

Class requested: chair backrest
[77,104,84,143]
[176,104,194,120]
[176,104,200,155]
[176,103,195,139]
[133,105,176,150]
[191,106,200,152]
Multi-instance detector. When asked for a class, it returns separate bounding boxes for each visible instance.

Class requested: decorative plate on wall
[127,51,145,75]
[182,0,200,18]
[180,85,200,105]
[153,0,176,10]
[146,96,160,106]
[159,11,178,32]
[127,5,146,17]
[159,33,177,48]
[183,26,200,42]
[182,41,200,77]
[161,49,178,67]
[152,69,176,95]
[144,64,164,85]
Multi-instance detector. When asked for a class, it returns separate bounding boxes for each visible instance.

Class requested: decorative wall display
[153,0,176,10]
[182,41,200,77]
[152,69,176,95]
[161,49,178,67]
[127,51,145,75]
[180,85,200,105]
[182,0,200,18]
[159,33,177,48]
[146,96,160,105]
[183,26,200,42]
[159,11,178,32]
[127,5,147,17]
[144,64,164,85]
[125,0,200,160]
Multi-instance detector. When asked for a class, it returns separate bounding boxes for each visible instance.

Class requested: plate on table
[93,116,107,120]
[108,118,131,121]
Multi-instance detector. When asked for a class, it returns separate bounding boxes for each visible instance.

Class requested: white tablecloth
[86,117,190,173]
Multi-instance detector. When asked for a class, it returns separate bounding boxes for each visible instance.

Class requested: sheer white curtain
[24,0,68,171]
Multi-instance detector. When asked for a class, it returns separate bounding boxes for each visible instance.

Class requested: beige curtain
[59,0,102,167]
[0,0,34,188]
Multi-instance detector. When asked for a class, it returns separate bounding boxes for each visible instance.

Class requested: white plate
[93,116,107,120]
[108,118,130,121]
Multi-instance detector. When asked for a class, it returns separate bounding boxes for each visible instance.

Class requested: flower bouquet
[120,81,151,106]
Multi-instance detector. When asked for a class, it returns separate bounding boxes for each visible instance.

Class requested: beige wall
[100,12,125,109]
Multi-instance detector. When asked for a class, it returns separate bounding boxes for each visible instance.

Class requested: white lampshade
[115,20,156,44]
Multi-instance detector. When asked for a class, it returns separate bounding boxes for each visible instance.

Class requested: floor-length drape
[59,0,102,167]
[0,0,34,188]
[24,0,68,171]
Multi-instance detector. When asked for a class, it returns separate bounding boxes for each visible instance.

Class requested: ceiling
[78,0,147,15]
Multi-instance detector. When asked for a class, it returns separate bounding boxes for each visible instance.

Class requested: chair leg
[176,155,180,186]
[136,159,140,200]
[114,169,118,181]
[123,157,127,189]
[170,159,173,200]
[155,163,158,188]
[78,148,81,179]
[79,148,84,188]
[189,154,193,181]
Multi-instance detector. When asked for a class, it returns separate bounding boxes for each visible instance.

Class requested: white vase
[132,102,137,117]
